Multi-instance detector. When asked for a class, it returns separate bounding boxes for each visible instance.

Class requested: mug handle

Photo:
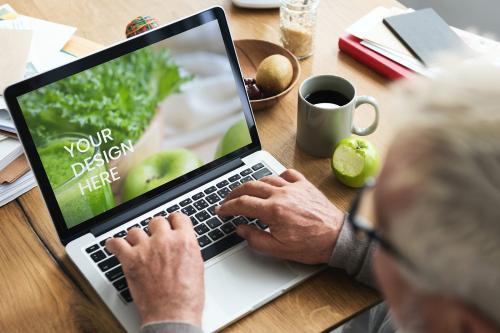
[352,96,379,136]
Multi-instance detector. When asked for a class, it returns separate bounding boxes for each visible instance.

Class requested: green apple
[122,149,203,201]
[215,119,252,159]
[332,137,380,188]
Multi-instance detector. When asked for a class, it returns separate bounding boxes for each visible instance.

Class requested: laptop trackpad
[205,248,299,317]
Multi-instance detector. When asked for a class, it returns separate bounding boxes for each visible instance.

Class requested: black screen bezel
[4,7,261,244]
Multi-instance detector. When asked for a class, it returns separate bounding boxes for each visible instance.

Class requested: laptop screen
[16,20,252,229]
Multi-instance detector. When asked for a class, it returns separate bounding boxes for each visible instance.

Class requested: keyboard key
[154,211,167,217]
[194,224,209,235]
[181,205,196,216]
[208,229,224,241]
[228,181,240,190]
[193,199,209,211]
[113,230,127,238]
[233,216,249,226]
[85,244,99,253]
[216,180,229,188]
[201,233,244,261]
[240,176,253,183]
[206,217,222,229]
[90,250,106,262]
[104,248,112,256]
[256,220,268,230]
[197,235,212,248]
[221,215,234,222]
[252,168,272,180]
[113,277,128,291]
[192,192,204,200]
[99,238,111,247]
[252,163,264,171]
[190,216,198,226]
[98,256,120,272]
[217,187,231,199]
[240,168,252,176]
[204,186,217,194]
[221,222,236,234]
[207,205,217,216]
[166,204,180,213]
[179,198,192,207]
[140,218,151,226]
[144,227,150,235]
[195,210,210,222]
[228,174,241,182]
[127,224,140,231]
[105,266,124,281]
[120,289,133,302]
[206,193,221,204]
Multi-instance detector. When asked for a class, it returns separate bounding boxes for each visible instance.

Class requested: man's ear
[454,301,500,333]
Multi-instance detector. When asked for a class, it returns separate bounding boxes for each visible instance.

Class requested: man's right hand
[216,169,345,264]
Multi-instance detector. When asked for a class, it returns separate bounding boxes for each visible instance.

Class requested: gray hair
[384,60,500,327]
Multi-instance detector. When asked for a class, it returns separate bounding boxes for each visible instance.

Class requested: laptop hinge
[90,158,245,238]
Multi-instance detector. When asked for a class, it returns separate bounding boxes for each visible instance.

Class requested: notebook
[383,8,474,65]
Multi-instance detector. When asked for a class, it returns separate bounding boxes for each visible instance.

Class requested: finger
[168,212,192,231]
[149,216,170,235]
[236,225,285,256]
[217,195,270,220]
[125,227,148,246]
[280,169,305,183]
[225,180,275,202]
[106,237,133,261]
[259,175,288,187]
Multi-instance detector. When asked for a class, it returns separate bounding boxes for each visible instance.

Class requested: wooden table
[1,0,403,332]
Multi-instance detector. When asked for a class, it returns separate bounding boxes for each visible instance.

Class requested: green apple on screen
[215,119,252,159]
[332,137,380,188]
[122,149,203,201]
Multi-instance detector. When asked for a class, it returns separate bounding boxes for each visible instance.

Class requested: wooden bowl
[234,39,300,110]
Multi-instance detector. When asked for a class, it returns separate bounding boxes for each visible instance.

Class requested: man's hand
[106,213,204,327]
[217,169,344,264]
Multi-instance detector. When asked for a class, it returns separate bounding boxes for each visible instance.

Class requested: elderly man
[106,62,500,333]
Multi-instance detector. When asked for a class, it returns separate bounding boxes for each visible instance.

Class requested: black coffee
[305,90,351,106]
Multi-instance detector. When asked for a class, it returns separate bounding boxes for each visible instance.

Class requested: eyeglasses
[346,179,417,271]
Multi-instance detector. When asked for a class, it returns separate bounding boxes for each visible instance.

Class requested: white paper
[0,14,76,72]
[0,96,6,110]
[360,40,433,76]
[346,6,416,60]
[0,28,33,92]
[0,109,15,132]
[34,49,76,73]
[0,136,22,170]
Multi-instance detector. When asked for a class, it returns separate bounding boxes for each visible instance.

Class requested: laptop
[4,7,320,332]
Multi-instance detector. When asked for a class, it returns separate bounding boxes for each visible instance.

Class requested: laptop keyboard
[83,163,271,303]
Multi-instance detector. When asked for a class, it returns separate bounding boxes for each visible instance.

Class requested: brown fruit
[255,55,293,95]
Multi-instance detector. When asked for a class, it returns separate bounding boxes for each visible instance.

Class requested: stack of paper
[0,134,35,207]
[0,3,76,206]
[0,171,36,206]
[0,107,15,133]
[0,134,22,170]
[340,6,500,80]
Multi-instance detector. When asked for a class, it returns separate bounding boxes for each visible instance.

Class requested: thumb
[236,225,284,256]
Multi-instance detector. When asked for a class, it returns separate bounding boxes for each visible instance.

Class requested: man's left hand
[106,213,205,327]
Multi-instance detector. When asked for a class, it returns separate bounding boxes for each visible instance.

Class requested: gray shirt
[141,222,393,333]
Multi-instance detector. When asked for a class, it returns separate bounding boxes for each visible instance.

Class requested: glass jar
[39,134,116,228]
[280,0,320,60]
